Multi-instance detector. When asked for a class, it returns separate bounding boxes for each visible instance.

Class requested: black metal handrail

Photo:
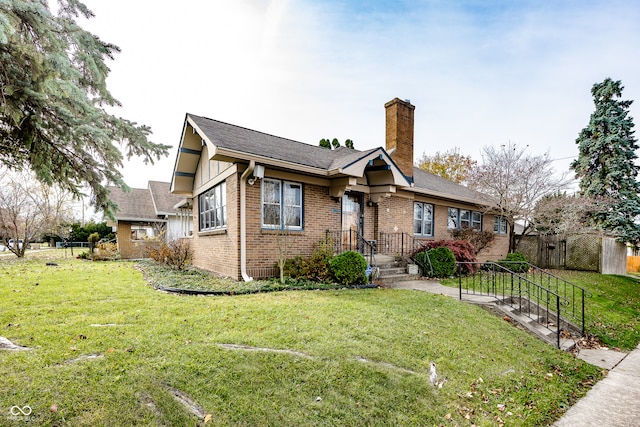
[457,262,569,348]
[377,232,433,276]
[496,261,590,335]
[377,232,426,257]
[325,230,378,282]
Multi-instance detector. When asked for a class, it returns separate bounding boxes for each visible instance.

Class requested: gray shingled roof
[108,186,159,221]
[148,181,184,214]
[188,114,360,170]
[184,113,491,206]
[412,168,489,205]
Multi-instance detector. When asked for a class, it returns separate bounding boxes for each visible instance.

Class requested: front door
[342,193,363,251]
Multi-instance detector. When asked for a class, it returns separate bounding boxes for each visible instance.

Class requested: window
[199,182,226,231]
[448,207,482,230]
[494,216,508,235]
[447,207,459,229]
[414,202,434,237]
[472,212,482,230]
[262,178,303,230]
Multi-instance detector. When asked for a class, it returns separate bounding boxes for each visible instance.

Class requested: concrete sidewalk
[553,345,640,426]
[385,279,640,426]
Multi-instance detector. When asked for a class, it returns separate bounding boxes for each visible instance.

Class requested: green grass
[0,257,603,426]
[548,270,640,350]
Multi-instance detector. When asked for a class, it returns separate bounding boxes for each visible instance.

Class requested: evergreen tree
[318,138,355,150]
[570,78,640,245]
[0,1,170,217]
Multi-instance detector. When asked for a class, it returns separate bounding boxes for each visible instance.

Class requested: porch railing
[377,232,428,257]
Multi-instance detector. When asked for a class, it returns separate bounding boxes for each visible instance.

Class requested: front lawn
[548,270,640,350]
[0,258,602,426]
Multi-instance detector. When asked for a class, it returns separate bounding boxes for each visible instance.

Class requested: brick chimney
[385,98,415,181]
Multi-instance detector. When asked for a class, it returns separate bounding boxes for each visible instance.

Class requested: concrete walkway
[385,279,640,426]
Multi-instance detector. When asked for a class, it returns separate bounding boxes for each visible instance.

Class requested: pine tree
[571,78,640,244]
[0,0,170,217]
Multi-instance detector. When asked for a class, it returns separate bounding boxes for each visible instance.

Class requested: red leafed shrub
[411,239,478,274]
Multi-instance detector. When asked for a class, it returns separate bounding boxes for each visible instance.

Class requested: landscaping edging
[156,283,379,296]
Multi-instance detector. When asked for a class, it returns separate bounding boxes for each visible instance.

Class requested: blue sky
[79,0,640,189]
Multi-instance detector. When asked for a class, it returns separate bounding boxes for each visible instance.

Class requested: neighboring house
[107,181,192,259]
[170,98,509,280]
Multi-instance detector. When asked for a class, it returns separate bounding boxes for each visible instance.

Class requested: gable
[170,114,411,196]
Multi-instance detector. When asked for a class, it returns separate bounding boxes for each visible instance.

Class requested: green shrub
[329,251,368,286]
[499,252,529,273]
[414,251,433,277]
[427,247,457,278]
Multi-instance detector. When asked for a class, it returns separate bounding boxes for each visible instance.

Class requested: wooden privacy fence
[517,233,627,274]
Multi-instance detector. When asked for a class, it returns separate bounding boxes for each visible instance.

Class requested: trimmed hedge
[329,251,368,286]
[427,247,457,278]
[499,252,529,273]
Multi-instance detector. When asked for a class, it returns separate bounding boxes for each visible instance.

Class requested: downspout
[240,160,255,282]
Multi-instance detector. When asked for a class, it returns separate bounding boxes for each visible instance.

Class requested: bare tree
[468,142,571,252]
[0,169,75,257]
[533,192,604,237]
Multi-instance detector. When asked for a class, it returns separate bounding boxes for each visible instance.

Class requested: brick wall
[374,194,510,261]
[245,181,341,279]
[190,174,240,278]
[188,170,510,279]
[115,222,161,259]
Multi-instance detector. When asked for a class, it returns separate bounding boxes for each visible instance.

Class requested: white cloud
[77,0,640,190]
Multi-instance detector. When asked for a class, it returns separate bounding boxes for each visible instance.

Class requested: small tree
[570,78,640,246]
[0,169,74,257]
[468,142,571,252]
[88,232,100,253]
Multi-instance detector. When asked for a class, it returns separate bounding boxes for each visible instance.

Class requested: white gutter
[240,160,255,282]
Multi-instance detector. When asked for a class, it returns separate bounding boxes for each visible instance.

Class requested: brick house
[108,181,192,259]
[170,98,509,280]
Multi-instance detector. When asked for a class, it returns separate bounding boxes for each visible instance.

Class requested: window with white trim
[414,202,434,237]
[494,216,508,235]
[448,207,482,230]
[262,178,303,230]
[199,182,226,231]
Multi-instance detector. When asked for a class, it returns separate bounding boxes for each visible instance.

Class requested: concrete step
[379,267,407,276]
[477,303,579,352]
[378,273,421,284]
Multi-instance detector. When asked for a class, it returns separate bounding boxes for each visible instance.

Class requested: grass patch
[0,258,602,426]
[442,269,640,351]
